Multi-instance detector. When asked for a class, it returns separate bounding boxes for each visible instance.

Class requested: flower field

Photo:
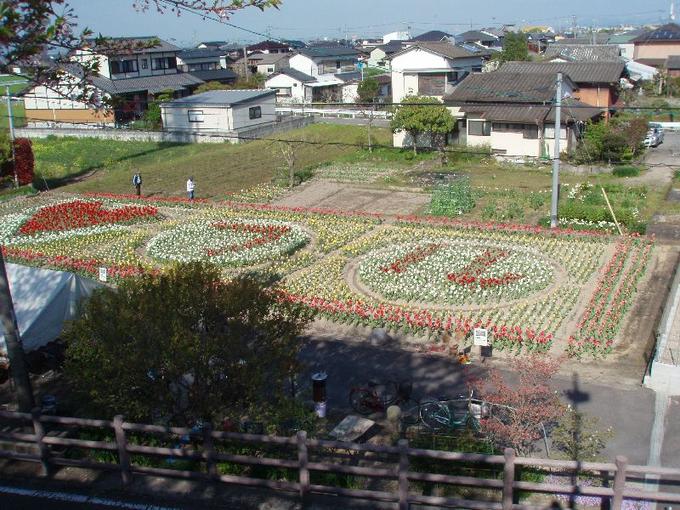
[0,195,654,358]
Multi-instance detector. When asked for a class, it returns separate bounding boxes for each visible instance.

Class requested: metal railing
[1,408,679,509]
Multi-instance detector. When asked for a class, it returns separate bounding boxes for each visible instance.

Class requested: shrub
[13,138,34,185]
[612,166,642,177]
[430,177,475,216]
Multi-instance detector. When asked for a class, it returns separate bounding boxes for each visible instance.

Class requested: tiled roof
[187,69,237,82]
[271,68,316,83]
[461,98,601,124]
[445,72,574,104]
[247,40,291,51]
[334,71,361,82]
[161,89,275,107]
[374,41,405,54]
[178,48,227,60]
[456,30,499,43]
[412,30,453,42]
[98,73,204,94]
[607,30,646,44]
[544,44,622,62]
[298,47,359,58]
[85,36,180,54]
[499,61,625,84]
[633,23,680,42]
[391,41,481,61]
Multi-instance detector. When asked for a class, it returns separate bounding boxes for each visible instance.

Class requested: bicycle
[349,380,416,415]
[419,392,487,432]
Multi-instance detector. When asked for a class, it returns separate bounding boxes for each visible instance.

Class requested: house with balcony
[22,36,206,126]
[390,42,488,103]
[176,48,237,85]
[633,23,680,68]
[288,47,360,78]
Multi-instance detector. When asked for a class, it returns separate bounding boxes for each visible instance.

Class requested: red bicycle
[349,380,415,415]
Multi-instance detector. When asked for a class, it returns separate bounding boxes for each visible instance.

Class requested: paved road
[298,338,657,465]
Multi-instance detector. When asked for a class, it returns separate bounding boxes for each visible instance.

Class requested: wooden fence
[1,408,680,509]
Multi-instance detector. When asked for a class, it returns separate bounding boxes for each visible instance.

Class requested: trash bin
[41,395,57,415]
[311,372,327,418]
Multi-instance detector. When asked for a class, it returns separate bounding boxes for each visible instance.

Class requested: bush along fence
[1,410,680,509]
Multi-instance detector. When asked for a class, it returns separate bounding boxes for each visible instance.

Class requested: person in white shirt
[186,177,195,200]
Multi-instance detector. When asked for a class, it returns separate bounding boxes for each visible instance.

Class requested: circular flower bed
[146,218,310,266]
[357,241,555,306]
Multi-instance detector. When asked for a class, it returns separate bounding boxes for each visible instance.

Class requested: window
[418,73,446,96]
[152,57,176,70]
[275,87,292,97]
[249,106,262,119]
[110,61,121,74]
[492,123,523,133]
[188,109,204,122]
[267,67,274,73]
[523,125,539,139]
[121,59,138,73]
[141,59,148,69]
[468,120,491,136]
[544,123,567,140]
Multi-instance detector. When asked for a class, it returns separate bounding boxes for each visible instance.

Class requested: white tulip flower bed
[146,218,310,266]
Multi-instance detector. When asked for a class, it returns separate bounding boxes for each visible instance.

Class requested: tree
[0,1,280,103]
[356,77,379,103]
[141,89,174,129]
[64,262,310,425]
[551,407,614,462]
[391,96,455,155]
[12,138,34,185]
[494,32,529,63]
[467,355,566,456]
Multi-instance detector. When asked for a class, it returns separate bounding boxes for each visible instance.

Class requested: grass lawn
[0,75,28,129]
[35,124,391,197]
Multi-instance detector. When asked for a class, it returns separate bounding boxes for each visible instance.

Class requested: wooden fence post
[612,456,628,510]
[31,407,50,477]
[600,469,611,510]
[398,438,410,510]
[202,423,218,479]
[297,430,309,501]
[113,415,132,486]
[502,448,516,510]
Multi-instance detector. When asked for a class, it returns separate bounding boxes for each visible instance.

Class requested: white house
[368,41,404,70]
[288,47,359,77]
[390,42,487,103]
[265,69,361,104]
[160,89,276,134]
[265,69,317,103]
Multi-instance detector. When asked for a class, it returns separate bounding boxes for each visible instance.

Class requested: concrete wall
[265,74,307,103]
[575,85,614,109]
[230,95,277,128]
[17,115,313,144]
[162,105,232,132]
[634,42,680,60]
[289,54,318,76]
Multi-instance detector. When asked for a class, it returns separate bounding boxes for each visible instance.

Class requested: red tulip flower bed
[18,200,158,236]
[446,248,524,288]
[380,243,442,273]
[205,222,292,256]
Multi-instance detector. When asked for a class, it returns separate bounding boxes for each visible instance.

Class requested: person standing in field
[186,176,195,200]
[132,172,142,196]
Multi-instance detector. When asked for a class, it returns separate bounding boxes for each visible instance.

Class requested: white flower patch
[146,218,310,266]
[358,240,554,306]
[0,213,30,244]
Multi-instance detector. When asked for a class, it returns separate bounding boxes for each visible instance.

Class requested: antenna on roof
[671,1,676,21]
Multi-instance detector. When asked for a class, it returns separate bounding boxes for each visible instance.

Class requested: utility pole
[550,73,563,229]
[242,46,248,78]
[0,248,35,412]
[5,84,18,188]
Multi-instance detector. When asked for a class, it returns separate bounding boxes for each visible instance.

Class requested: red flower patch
[447,248,524,288]
[19,200,158,235]
[205,222,291,256]
[380,243,442,273]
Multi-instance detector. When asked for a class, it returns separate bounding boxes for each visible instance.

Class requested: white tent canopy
[1,263,101,354]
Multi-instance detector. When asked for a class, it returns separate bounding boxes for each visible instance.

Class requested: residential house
[411,30,454,43]
[544,44,622,62]
[22,36,206,126]
[499,61,625,111]
[442,72,602,158]
[608,30,646,60]
[389,42,487,103]
[176,48,237,84]
[288,47,360,77]
[250,53,291,76]
[374,74,392,100]
[383,31,411,43]
[666,55,680,77]
[196,41,228,49]
[525,32,556,54]
[633,23,680,67]
[264,68,360,104]
[456,30,502,50]
[368,41,405,69]
[247,40,292,54]
[160,89,276,136]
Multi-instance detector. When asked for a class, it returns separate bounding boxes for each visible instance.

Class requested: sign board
[356,62,365,70]
[473,328,488,347]
[98,267,107,282]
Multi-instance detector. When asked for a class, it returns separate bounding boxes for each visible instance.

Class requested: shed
[160,89,277,133]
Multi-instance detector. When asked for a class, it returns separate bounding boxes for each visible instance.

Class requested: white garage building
[160,89,277,134]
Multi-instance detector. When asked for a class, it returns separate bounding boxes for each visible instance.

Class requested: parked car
[645,123,665,147]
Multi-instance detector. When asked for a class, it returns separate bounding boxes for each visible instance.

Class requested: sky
[65,0,675,46]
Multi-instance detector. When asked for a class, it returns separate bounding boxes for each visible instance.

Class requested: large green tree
[391,96,455,155]
[356,77,379,103]
[64,262,310,425]
[494,32,530,63]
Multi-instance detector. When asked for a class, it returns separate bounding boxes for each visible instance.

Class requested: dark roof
[283,40,306,49]
[461,98,601,124]
[271,68,316,83]
[633,23,680,43]
[198,41,228,47]
[499,61,625,84]
[445,72,571,104]
[412,30,453,42]
[557,34,610,45]
[247,40,291,51]
[178,48,227,60]
[608,30,646,44]
[544,44,621,62]
[667,55,680,69]
[298,47,359,58]
[391,42,481,60]
[635,58,667,68]
[85,36,180,54]
[334,71,361,82]
[161,89,275,107]
[187,69,237,82]
[456,30,499,43]
[374,74,391,84]
[374,41,405,54]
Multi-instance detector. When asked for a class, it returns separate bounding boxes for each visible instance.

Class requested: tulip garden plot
[0,194,654,359]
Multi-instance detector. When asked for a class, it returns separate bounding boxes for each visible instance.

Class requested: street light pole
[5,85,18,188]
[0,247,35,412]
[550,73,563,229]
